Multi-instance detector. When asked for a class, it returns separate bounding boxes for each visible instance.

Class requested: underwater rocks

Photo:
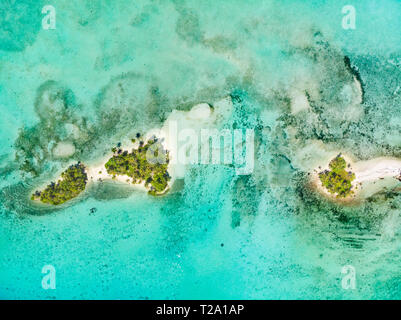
[175,7,203,46]
[93,72,169,134]
[15,80,89,176]
[27,96,232,206]
[281,33,366,149]
[15,74,172,179]
[344,56,365,104]
[231,175,260,228]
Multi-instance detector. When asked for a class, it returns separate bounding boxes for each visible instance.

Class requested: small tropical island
[105,137,170,196]
[313,153,401,203]
[31,162,88,205]
[30,98,232,206]
[318,154,356,198]
[32,136,171,205]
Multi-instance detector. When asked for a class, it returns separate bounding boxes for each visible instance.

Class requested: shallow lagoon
[0,0,401,299]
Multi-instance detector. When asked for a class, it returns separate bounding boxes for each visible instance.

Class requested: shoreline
[32,137,172,204]
[311,153,401,203]
[30,98,231,205]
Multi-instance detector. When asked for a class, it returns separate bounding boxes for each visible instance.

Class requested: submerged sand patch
[53,141,76,158]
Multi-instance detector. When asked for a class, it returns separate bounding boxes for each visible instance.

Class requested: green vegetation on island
[105,137,171,195]
[30,135,171,205]
[319,155,356,198]
[32,162,88,205]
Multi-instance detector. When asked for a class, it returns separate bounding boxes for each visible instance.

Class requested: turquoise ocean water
[1,0,401,299]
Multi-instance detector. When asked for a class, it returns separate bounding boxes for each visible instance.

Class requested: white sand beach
[33,97,234,200]
[312,154,401,202]
[353,158,401,183]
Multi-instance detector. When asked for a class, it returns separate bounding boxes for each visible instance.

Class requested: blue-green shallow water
[1,0,401,299]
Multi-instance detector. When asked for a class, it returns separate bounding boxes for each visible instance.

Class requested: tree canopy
[319,155,355,198]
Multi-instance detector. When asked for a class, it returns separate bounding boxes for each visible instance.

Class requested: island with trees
[31,162,88,205]
[32,136,171,205]
[318,154,356,198]
[105,137,170,196]
[313,153,401,202]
